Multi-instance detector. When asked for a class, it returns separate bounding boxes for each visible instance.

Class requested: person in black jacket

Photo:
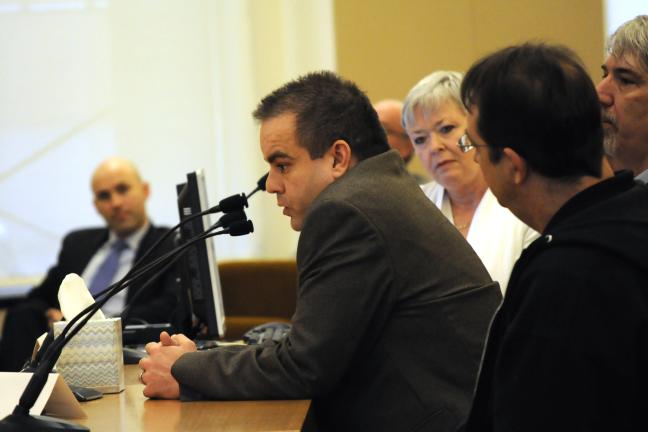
[0,157,179,371]
[459,43,648,431]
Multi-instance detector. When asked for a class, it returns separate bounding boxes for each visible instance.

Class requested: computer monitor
[175,170,226,339]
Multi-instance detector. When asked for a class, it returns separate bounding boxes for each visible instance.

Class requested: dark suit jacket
[27,224,179,323]
[171,151,501,431]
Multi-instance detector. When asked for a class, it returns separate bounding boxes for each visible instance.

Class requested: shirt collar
[107,221,150,251]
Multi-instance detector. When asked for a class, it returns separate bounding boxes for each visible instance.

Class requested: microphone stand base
[0,413,88,431]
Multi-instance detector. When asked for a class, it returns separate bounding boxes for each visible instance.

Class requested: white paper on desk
[31,331,49,362]
[44,374,86,419]
[0,372,85,419]
[58,273,105,321]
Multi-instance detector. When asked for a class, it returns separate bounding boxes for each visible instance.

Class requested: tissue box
[53,318,125,394]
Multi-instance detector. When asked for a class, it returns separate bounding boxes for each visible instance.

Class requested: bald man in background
[374,99,414,162]
[0,157,179,371]
[375,99,426,183]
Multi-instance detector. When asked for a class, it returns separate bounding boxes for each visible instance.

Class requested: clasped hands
[138,331,196,399]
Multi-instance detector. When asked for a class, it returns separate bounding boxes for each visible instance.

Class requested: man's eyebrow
[609,61,646,80]
[613,65,641,75]
[267,151,293,163]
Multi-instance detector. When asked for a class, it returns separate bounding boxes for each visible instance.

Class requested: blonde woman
[402,71,539,293]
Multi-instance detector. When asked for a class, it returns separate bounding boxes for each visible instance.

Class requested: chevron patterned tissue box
[53,318,125,394]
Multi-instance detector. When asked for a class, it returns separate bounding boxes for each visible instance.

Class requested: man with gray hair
[597,15,648,183]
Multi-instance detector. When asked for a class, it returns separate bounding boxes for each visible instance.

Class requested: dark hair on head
[253,71,390,161]
[460,43,603,179]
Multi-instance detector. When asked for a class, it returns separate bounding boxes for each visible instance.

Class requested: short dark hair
[461,43,603,179]
[253,71,389,161]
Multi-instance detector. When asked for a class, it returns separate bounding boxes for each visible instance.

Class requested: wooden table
[71,365,311,431]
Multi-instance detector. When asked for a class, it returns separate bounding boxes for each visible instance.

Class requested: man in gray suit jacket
[139,72,501,431]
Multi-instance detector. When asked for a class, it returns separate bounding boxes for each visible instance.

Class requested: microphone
[247,173,269,199]
[225,219,254,236]
[210,210,247,231]
[2,222,254,430]
[208,193,248,214]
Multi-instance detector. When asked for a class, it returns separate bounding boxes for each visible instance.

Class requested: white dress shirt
[81,222,150,317]
[421,182,539,294]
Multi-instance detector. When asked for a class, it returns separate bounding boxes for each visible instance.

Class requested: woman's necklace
[454,222,470,230]
[446,189,480,234]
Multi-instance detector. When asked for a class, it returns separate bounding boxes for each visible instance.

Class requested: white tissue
[57,273,105,321]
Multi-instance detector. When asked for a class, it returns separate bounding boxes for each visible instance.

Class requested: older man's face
[597,54,648,174]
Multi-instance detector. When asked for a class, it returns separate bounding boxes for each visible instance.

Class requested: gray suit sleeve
[171,199,396,399]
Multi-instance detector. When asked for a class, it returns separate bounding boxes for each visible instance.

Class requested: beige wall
[334,0,603,178]
[335,0,604,103]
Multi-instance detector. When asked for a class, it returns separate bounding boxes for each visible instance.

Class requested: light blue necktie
[88,239,129,297]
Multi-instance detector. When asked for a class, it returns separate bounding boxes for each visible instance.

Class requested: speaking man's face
[260,112,336,231]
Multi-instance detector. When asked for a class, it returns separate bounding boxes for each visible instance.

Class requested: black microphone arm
[3,178,260,430]
[2,222,254,431]
[58,221,256,355]
[119,219,253,294]
[2,181,260,431]
[91,194,248,302]
[212,193,248,213]
[60,205,252,353]
[115,182,252,298]
[119,210,249,324]
[207,209,247,232]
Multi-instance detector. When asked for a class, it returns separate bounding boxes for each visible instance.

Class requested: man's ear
[329,140,353,178]
[142,181,150,199]
[502,147,528,185]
